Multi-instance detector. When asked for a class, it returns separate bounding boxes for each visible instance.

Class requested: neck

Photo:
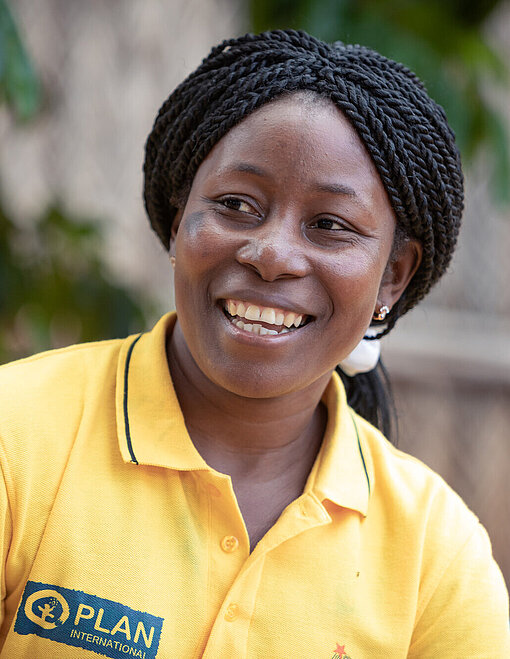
[167,321,331,480]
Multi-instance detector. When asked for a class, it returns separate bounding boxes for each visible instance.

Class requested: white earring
[170,256,176,270]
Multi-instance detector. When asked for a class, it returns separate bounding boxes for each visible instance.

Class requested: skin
[167,94,422,549]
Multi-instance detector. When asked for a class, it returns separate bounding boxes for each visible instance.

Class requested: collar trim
[123,334,143,465]
[350,411,371,496]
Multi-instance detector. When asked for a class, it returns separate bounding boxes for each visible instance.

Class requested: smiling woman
[0,29,508,659]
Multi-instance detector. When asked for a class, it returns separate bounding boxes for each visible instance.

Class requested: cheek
[175,212,236,282]
[321,253,386,359]
[175,211,223,268]
[327,248,387,302]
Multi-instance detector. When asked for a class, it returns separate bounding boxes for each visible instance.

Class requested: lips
[222,298,310,336]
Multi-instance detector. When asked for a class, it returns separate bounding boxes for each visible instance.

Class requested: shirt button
[224,603,239,622]
[220,535,239,553]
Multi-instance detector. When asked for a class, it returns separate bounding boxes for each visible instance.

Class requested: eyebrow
[222,162,360,200]
[315,182,357,197]
[225,162,269,177]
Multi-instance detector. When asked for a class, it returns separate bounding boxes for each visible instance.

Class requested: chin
[204,361,327,400]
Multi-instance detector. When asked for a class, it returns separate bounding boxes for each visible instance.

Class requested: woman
[0,30,508,658]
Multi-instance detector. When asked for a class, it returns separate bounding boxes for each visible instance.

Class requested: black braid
[143,29,464,439]
[337,360,397,441]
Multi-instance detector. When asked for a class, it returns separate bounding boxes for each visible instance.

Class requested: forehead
[191,94,392,217]
[207,94,369,167]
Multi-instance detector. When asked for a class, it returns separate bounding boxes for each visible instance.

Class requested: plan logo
[23,588,70,629]
[14,581,164,659]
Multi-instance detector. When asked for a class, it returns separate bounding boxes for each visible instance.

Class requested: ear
[169,208,184,256]
[377,239,423,311]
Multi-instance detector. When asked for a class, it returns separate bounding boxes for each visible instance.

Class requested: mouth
[221,298,312,336]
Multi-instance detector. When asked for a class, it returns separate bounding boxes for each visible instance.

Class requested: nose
[235,217,309,281]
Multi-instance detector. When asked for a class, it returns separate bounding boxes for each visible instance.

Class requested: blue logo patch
[14,581,164,659]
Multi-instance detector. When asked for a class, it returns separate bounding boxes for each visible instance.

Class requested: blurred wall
[0,0,244,309]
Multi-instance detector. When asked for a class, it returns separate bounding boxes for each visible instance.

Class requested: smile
[222,299,309,336]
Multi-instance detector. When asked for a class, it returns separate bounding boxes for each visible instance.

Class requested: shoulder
[355,411,478,531]
[0,338,126,417]
[0,338,130,479]
[355,412,482,587]
[0,338,123,388]
[355,413,509,651]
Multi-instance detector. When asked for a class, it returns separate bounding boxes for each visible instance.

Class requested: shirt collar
[116,312,373,515]
[305,372,373,516]
[116,312,209,471]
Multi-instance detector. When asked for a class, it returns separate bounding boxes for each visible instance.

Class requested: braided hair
[143,29,464,439]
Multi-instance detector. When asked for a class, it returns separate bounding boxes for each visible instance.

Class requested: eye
[312,217,348,231]
[219,196,255,214]
[307,215,362,248]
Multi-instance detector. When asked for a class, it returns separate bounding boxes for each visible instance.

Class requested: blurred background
[1,0,509,584]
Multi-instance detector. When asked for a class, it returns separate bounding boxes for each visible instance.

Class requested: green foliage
[0,0,40,120]
[249,0,510,202]
[0,202,150,364]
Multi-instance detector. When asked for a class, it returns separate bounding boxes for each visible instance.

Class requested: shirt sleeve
[408,522,510,658]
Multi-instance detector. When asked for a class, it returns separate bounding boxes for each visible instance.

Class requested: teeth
[225,299,309,331]
[230,317,288,337]
[245,305,261,321]
[260,308,276,324]
[283,312,297,328]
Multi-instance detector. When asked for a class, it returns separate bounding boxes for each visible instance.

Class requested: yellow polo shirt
[0,312,508,658]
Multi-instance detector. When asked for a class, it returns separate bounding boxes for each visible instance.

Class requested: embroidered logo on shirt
[332,643,352,659]
[14,581,164,659]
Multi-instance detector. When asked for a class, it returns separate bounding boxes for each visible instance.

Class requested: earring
[170,256,176,270]
[373,305,390,321]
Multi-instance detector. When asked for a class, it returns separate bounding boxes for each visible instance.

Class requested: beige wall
[1,0,245,307]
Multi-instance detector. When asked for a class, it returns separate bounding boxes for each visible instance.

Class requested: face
[170,94,420,399]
